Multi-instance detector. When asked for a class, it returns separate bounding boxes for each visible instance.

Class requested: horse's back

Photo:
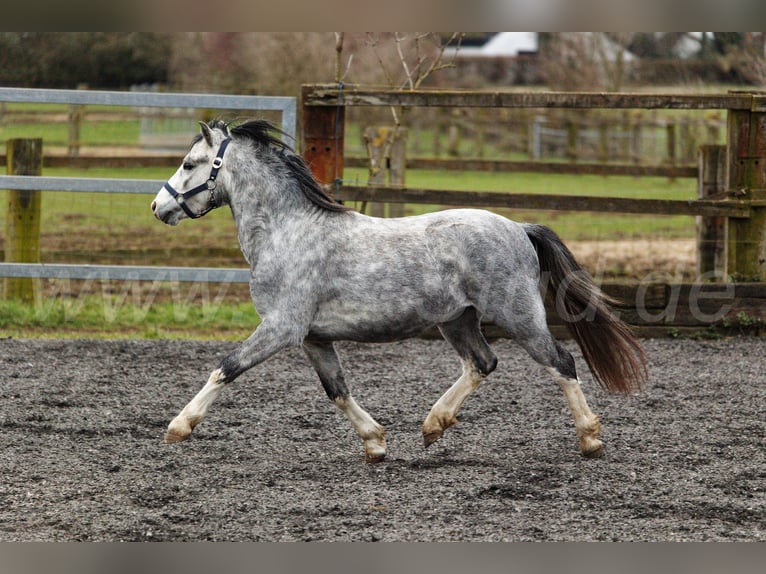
[353,208,531,251]
[307,208,542,342]
[393,208,537,274]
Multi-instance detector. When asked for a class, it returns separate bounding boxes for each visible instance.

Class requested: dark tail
[524,224,647,394]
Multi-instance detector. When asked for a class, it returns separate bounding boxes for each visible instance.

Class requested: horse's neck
[229,185,321,268]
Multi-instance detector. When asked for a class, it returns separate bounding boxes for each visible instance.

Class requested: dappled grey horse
[151,120,647,462]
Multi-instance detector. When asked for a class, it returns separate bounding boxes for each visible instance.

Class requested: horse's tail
[523,224,647,394]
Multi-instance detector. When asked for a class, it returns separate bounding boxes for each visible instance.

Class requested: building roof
[446,32,538,57]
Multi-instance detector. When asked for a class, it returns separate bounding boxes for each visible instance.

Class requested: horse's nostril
[151,200,157,212]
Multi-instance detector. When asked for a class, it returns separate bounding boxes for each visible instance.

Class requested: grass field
[0,106,698,339]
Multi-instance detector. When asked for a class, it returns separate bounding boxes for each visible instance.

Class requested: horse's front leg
[302,340,386,462]
[164,322,296,443]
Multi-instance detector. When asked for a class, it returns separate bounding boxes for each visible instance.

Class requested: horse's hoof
[164,429,190,443]
[422,428,443,448]
[365,451,386,464]
[364,439,387,463]
[581,441,604,458]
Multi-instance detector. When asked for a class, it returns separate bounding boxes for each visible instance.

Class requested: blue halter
[162,138,231,219]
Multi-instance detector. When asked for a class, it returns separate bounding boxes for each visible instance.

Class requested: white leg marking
[422,359,485,447]
[334,396,387,463]
[547,368,603,457]
[165,368,226,443]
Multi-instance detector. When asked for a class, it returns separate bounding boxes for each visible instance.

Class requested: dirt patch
[570,238,697,280]
[0,336,763,541]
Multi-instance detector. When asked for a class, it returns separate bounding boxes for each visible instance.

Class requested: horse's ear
[198,121,214,147]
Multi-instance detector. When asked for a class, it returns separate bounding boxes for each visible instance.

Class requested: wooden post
[566,119,578,162]
[433,118,443,157]
[620,111,630,161]
[300,86,344,194]
[697,145,727,280]
[476,110,486,159]
[388,128,407,218]
[4,138,42,304]
[726,103,766,281]
[666,122,677,183]
[631,114,643,166]
[446,109,461,158]
[597,121,608,163]
[363,126,390,217]
[361,126,408,218]
[67,104,84,157]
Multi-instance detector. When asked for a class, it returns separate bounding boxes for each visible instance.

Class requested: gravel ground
[0,336,763,541]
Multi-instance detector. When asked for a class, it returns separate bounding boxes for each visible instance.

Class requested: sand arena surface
[0,336,763,541]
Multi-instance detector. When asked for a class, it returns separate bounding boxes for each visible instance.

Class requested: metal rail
[0,87,296,283]
[0,263,249,283]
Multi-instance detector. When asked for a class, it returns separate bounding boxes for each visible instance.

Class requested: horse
[151,119,647,463]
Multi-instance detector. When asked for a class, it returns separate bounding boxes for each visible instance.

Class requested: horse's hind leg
[302,340,387,463]
[497,295,603,458]
[541,342,603,458]
[423,307,498,447]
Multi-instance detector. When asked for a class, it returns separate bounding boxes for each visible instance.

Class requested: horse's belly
[308,303,440,343]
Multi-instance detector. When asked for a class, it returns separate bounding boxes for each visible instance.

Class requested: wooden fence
[301,84,766,337]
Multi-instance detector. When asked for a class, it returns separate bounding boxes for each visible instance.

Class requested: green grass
[0,295,258,340]
[0,118,141,147]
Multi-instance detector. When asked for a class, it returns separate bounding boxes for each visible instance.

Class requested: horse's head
[151,121,231,225]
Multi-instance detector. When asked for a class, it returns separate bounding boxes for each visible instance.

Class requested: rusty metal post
[300,85,344,194]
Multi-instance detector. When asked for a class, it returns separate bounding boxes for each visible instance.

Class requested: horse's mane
[222,119,351,213]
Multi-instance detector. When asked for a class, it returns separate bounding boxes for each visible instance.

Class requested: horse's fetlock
[579,415,601,438]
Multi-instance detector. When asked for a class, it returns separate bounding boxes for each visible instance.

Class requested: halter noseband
[163,138,231,219]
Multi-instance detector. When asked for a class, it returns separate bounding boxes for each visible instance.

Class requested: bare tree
[169,33,337,96]
[334,33,463,215]
[725,32,766,85]
[542,33,636,92]
[360,32,462,127]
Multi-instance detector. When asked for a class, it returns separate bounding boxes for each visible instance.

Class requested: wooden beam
[0,154,700,179]
[344,156,698,178]
[303,85,754,111]
[336,184,752,218]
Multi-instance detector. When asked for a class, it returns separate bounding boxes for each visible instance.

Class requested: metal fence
[0,87,296,284]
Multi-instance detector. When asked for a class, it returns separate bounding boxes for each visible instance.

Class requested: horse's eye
[182,162,195,171]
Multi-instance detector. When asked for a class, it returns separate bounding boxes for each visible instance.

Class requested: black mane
[227,119,350,213]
